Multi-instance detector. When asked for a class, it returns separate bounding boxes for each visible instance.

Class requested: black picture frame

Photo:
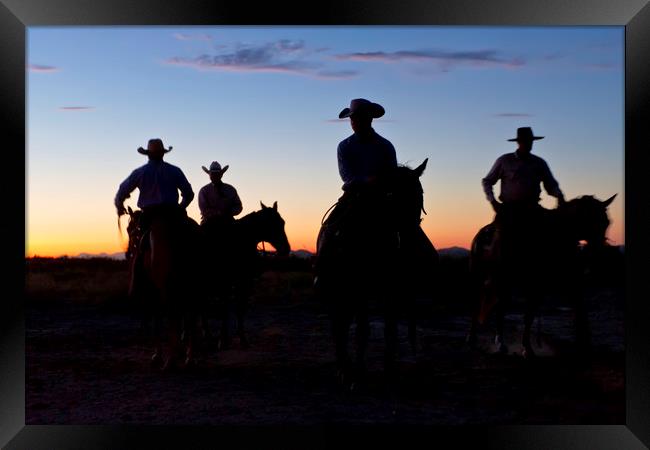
[2,0,649,448]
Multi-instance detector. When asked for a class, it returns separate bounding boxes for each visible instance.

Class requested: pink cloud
[164,40,357,80]
[334,49,526,71]
[28,64,60,73]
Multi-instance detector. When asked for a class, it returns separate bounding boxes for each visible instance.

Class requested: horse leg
[467,317,479,349]
[161,313,186,372]
[494,284,508,354]
[384,318,399,383]
[234,282,251,349]
[573,283,591,354]
[182,312,201,369]
[353,299,369,382]
[402,283,417,357]
[407,302,417,357]
[466,276,484,349]
[217,287,232,351]
[143,282,164,366]
[383,296,399,379]
[160,288,184,371]
[330,299,353,387]
[151,313,164,368]
[522,294,540,359]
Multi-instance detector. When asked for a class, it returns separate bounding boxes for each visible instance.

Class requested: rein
[118,214,123,239]
[321,202,338,225]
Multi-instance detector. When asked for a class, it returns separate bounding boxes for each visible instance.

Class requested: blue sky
[26,26,624,255]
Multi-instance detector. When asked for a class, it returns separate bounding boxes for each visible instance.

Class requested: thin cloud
[334,49,526,70]
[315,70,359,79]
[164,40,346,79]
[166,55,316,75]
[325,118,397,123]
[494,113,534,118]
[58,106,95,111]
[275,39,305,52]
[28,64,61,73]
[173,33,213,41]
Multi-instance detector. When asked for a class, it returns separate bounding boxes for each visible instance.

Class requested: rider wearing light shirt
[115,138,194,226]
[482,128,564,207]
[115,138,195,298]
[481,127,565,277]
[198,161,243,226]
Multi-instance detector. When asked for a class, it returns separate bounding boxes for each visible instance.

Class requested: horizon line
[25,245,485,260]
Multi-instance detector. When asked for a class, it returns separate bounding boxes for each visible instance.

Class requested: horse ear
[414,158,428,177]
[273,201,277,210]
[127,206,133,215]
[602,194,617,208]
[260,201,267,209]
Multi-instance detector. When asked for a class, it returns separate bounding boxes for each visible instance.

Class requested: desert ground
[25,251,624,425]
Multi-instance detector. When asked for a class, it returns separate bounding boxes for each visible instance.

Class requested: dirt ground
[25,265,624,426]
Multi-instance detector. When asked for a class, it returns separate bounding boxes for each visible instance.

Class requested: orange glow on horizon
[25,221,624,259]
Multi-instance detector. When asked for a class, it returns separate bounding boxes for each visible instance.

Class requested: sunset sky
[26,26,624,257]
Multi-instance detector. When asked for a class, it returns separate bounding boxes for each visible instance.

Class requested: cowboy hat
[339,98,385,119]
[508,127,544,142]
[202,161,229,175]
[137,138,173,155]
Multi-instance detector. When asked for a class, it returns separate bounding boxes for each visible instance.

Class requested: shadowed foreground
[25,256,624,425]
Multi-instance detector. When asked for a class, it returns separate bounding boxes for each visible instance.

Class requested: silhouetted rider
[198,160,243,252]
[337,98,397,193]
[482,127,565,278]
[114,138,195,296]
[317,99,397,271]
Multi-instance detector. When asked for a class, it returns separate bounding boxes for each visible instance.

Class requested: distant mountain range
[69,247,472,260]
[73,250,315,260]
[438,246,471,259]
[57,244,625,261]
[75,252,126,260]
[290,249,314,259]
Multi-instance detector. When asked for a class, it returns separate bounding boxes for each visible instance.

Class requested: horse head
[558,194,616,248]
[384,158,428,231]
[125,206,143,261]
[257,201,291,256]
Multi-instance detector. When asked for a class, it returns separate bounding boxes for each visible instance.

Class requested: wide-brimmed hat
[339,98,385,119]
[137,138,172,155]
[508,127,544,142]
[202,161,229,175]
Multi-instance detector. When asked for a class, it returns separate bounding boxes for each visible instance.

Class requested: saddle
[317,191,371,262]
[128,212,199,298]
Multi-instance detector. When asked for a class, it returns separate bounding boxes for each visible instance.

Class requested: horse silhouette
[466,194,617,358]
[200,201,291,350]
[125,206,204,370]
[314,159,438,388]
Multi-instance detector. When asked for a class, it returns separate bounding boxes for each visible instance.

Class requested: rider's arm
[229,187,243,217]
[176,169,195,209]
[540,159,564,204]
[197,185,209,216]
[337,141,356,188]
[115,168,141,214]
[482,157,502,204]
